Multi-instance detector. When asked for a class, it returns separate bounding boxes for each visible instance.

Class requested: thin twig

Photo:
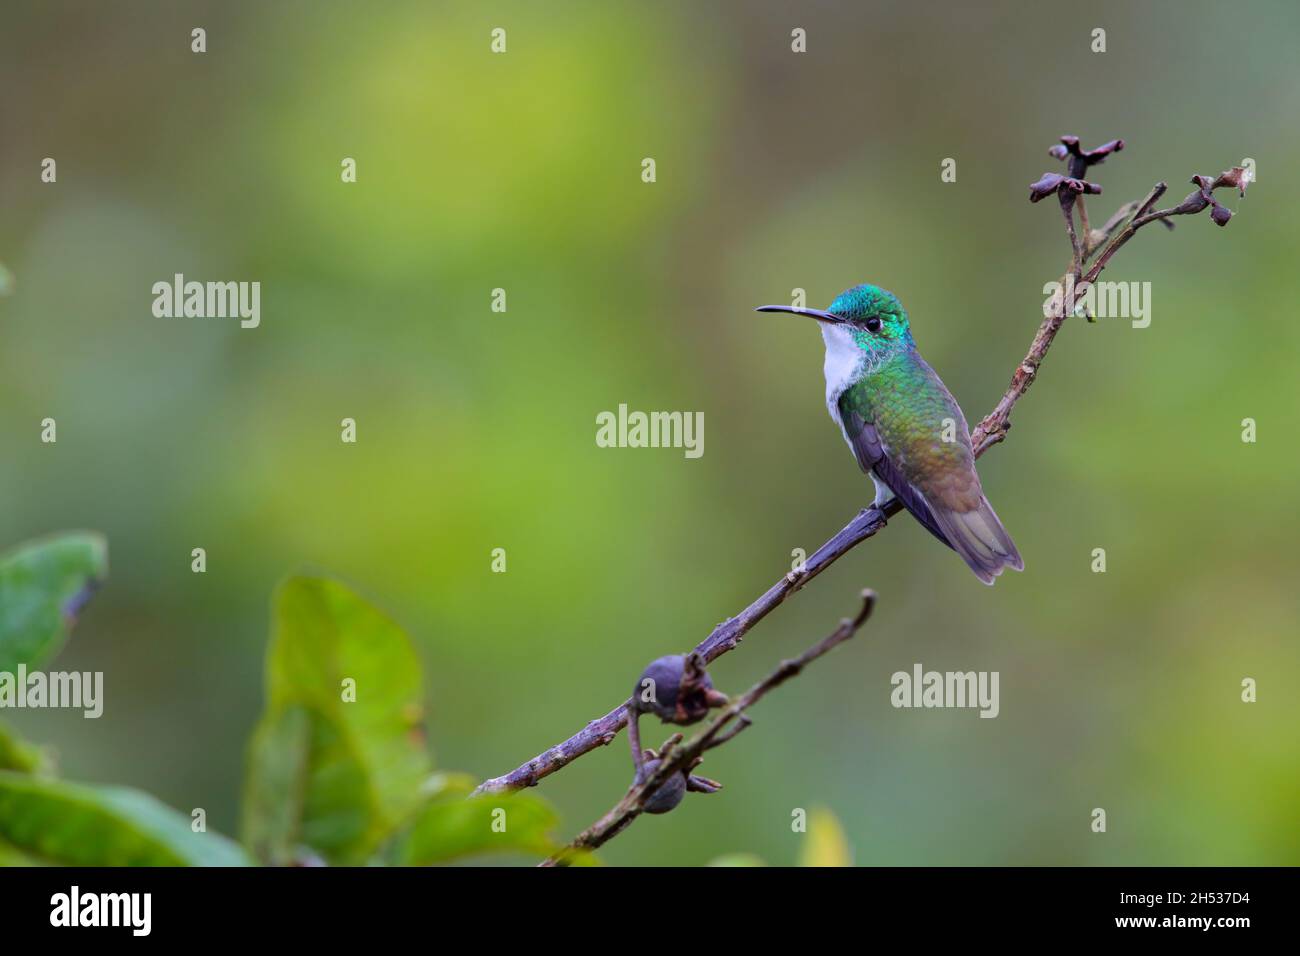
[540,590,876,865]
[625,704,643,769]
[1060,198,1083,279]
[1085,199,1133,260]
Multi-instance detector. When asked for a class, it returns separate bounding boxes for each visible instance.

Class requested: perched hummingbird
[757,284,1022,585]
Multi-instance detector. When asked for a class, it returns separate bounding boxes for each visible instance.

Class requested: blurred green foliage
[244,576,433,865]
[0,532,106,672]
[388,772,562,865]
[0,723,50,776]
[1,0,1297,865]
[798,806,853,867]
[0,535,560,865]
[0,771,248,866]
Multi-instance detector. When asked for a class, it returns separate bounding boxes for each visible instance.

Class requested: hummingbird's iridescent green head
[756,283,912,356]
[827,284,911,352]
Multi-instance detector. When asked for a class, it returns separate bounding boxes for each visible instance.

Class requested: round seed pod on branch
[630,653,729,725]
[634,759,687,814]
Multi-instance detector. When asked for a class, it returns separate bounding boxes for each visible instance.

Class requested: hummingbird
[757,284,1022,585]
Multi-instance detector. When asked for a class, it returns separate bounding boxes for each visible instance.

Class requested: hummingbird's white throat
[820,322,866,413]
[820,322,897,509]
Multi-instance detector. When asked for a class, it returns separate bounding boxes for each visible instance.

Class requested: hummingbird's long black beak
[754,305,844,324]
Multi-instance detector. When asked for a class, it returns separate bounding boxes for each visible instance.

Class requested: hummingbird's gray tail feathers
[922,494,1024,586]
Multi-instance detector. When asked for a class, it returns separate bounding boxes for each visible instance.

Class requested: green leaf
[389,772,562,865]
[0,532,108,671]
[0,771,248,866]
[798,806,853,867]
[242,575,432,865]
[0,721,53,775]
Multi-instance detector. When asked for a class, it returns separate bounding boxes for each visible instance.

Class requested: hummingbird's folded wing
[836,362,1022,585]
[837,405,954,552]
[840,401,1022,585]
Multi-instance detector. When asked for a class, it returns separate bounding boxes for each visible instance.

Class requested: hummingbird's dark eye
[865,316,883,333]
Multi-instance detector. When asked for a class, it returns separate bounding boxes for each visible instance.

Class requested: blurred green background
[2,0,1297,865]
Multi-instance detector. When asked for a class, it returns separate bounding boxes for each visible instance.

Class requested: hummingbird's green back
[839,348,983,513]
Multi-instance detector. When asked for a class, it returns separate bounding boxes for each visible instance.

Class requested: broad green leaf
[798,806,853,867]
[0,532,108,671]
[0,771,248,866]
[708,852,767,867]
[0,721,52,775]
[242,575,431,865]
[389,772,562,865]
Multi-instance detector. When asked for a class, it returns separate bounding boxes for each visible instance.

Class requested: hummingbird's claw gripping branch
[539,590,877,866]
[474,139,1250,839]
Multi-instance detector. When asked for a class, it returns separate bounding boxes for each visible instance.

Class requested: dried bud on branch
[1136,167,1252,229]
[1178,167,1250,227]
[1028,171,1103,203]
[1049,134,1125,177]
[1210,166,1252,196]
